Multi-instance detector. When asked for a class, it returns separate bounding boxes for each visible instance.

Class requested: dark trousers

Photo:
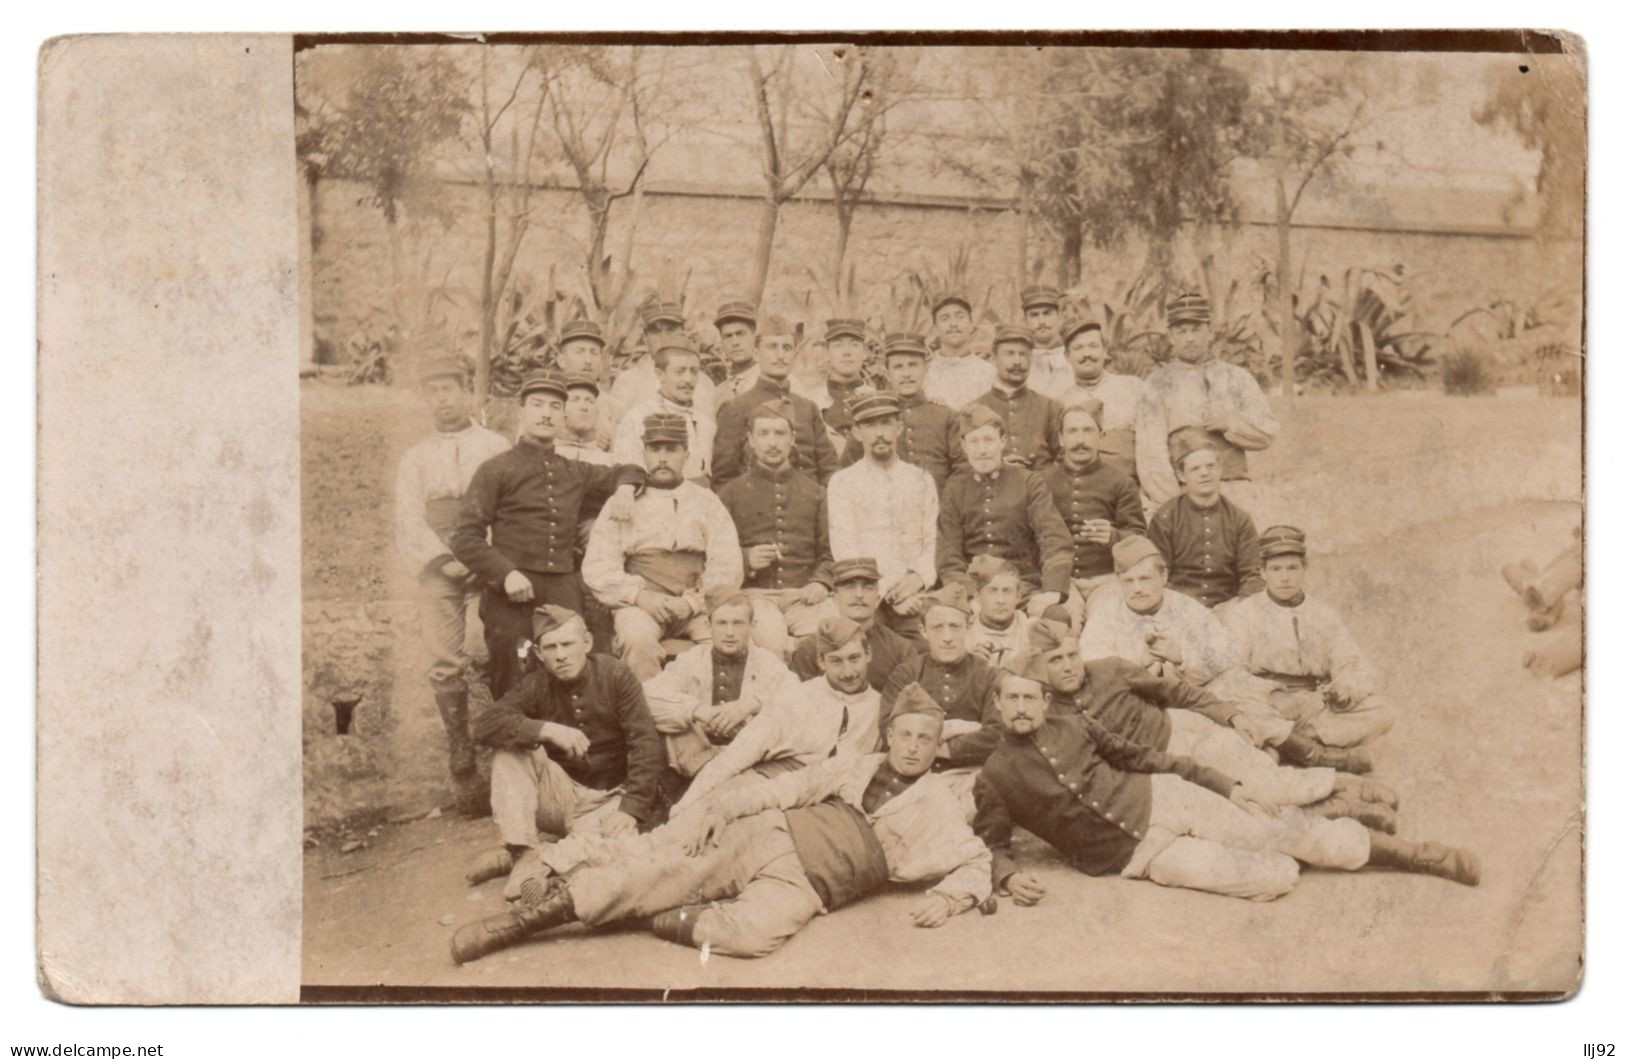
[480,570,586,700]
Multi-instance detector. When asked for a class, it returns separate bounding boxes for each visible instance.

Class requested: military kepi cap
[518,368,571,401]
[1168,425,1224,467]
[824,318,867,343]
[814,615,867,655]
[1060,313,1103,347]
[563,371,600,396]
[830,557,882,585]
[883,332,930,359]
[849,389,902,424]
[418,356,469,386]
[1167,291,1211,325]
[932,290,972,316]
[1020,284,1062,311]
[992,323,1036,349]
[559,320,605,346]
[1259,525,1308,560]
[1111,534,1163,574]
[531,604,582,641]
[642,412,690,445]
[714,301,758,329]
[641,300,686,328]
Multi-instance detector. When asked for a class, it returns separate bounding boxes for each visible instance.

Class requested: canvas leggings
[1121,773,1370,901]
[418,567,481,695]
[1163,709,1334,806]
[489,746,624,851]
[565,810,826,959]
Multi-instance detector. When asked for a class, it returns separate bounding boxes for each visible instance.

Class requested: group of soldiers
[391,281,1483,968]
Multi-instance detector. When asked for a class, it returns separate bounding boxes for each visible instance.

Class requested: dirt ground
[302,386,1582,997]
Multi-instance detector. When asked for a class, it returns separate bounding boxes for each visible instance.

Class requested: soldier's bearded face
[962,424,1006,474]
[1262,556,1307,602]
[719,321,756,366]
[556,339,603,376]
[1043,641,1085,694]
[923,606,969,664]
[1025,305,1059,346]
[885,355,926,396]
[854,415,901,460]
[1170,321,1211,363]
[994,342,1032,386]
[749,419,793,468]
[820,639,872,694]
[519,393,564,442]
[1058,411,1101,465]
[887,712,944,777]
[833,578,880,623]
[827,336,867,380]
[1066,330,1108,382]
[997,675,1049,734]
[934,305,971,351]
[657,353,702,404]
[757,334,796,379]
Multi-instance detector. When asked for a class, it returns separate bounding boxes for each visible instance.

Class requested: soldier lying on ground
[451,693,991,964]
[973,654,1480,905]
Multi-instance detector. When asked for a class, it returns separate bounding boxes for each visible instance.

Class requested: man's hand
[1229,712,1273,748]
[909,892,954,928]
[635,591,675,623]
[602,483,638,523]
[1146,634,1183,666]
[1203,413,1232,436]
[1003,872,1047,907]
[884,572,925,606]
[1323,678,1360,710]
[504,570,535,603]
[599,810,638,839]
[539,722,590,761]
[709,697,759,740]
[1024,591,1062,619]
[678,811,728,856]
[440,559,470,579]
[693,703,724,739]
[1082,519,1115,546]
[799,581,831,606]
[745,544,779,573]
[668,595,696,622]
[967,639,999,663]
[892,592,928,617]
[1228,783,1274,817]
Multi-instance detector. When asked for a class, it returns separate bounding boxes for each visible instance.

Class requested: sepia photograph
[287,32,1584,1000]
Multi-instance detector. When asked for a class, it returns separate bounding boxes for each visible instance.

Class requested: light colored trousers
[747,589,837,659]
[1064,573,1118,628]
[1164,709,1334,807]
[1121,773,1370,901]
[567,811,826,958]
[417,569,482,693]
[613,603,712,681]
[1267,687,1397,747]
[490,747,623,850]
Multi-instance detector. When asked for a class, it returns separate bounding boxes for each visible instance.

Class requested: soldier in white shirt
[584,414,743,679]
[642,593,800,780]
[1057,313,1143,482]
[1020,284,1073,398]
[923,291,995,410]
[671,615,885,813]
[612,335,718,486]
[1222,526,1397,748]
[394,356,511,811]
[965,555,1031,669]
[826,390,940,636]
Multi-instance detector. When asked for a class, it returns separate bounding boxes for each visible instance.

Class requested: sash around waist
[626,550,708,596]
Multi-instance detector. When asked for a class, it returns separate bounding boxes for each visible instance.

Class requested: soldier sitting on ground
[1146,426,1265,614]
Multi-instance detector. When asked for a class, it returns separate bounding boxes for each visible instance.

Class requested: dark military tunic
[972,385,1063,470]
[879,653,1002,768]
[473,653,664,826]
[972,714,1236,883]
[711,377,840,488]
[840,392,966,493]
[1051,657,1241,751]
[817,377,868,442]
[1147,494,1264,608]
[790,620,920,694]
[716,462,833,591]
[1040,457,1148,580]
[937,466,1074,595]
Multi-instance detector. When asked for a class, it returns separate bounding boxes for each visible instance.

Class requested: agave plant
[1262,264,1437,392]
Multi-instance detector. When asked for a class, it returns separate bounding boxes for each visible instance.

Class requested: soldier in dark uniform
[937,403,1074,620]
[809,318,872,448]
[789,558,921,692]
[1041,399,1147,626]
[716,399,837,657]
[712,315,839,488]
[451,369,645,699]
[839,331,966,492]
[971,323,1063,470]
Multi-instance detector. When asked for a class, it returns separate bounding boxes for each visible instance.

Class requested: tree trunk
[1358,320,1379,393]
[476,167,498,404]
[1275,176,1296,399]
[748,195,782,306]
[1060,221,1084,289]
[585,188,612,309]
[832,200,853,280]
[386,214,410,380]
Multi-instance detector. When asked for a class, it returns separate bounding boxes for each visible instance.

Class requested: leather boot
[1366,833,1481,886]
[1277,731,1373,775]
[435,687,478,779]
[1332,773,1400,810]
[450,877,576,965]
[465,846,516,886]
[503,846,553,903]
[1303,793,1397,834]
[649,905,705,949]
